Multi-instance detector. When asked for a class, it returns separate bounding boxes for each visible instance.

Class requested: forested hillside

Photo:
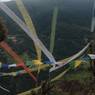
[0,0,93,60]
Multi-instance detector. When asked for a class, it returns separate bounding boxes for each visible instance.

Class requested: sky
[0,0,12,2]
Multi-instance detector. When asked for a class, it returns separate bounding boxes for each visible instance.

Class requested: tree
[0,17,8,42]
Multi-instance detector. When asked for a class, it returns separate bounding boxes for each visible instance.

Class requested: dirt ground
[49,64,95,95]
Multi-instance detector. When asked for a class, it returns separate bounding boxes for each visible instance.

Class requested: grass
[49,62,95,95]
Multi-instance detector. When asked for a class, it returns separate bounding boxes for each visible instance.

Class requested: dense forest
[0,0,93,60]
